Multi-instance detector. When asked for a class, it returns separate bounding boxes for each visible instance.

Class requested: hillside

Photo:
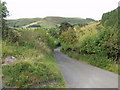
[7,18,42,27]
[7,16,95,28]
[60,7,119,74]
[101,7,119,28]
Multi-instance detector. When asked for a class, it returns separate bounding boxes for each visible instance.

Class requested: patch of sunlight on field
[81,22,99,34]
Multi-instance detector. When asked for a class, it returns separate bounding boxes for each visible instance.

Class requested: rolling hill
[7,16,95,28]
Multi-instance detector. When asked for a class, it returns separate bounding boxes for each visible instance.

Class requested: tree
[0,1,9,38]
[59,22,78,50]
[59,22,73,34]
[1,1,9,18]
[60,27,78,45]
[48,28,60,38]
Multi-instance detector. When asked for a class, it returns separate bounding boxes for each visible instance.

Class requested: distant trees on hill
[27,24,41,28]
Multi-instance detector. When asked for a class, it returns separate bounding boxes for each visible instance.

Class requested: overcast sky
[2,0,119,20]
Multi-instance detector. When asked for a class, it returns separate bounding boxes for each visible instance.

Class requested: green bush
[2,28,65,88]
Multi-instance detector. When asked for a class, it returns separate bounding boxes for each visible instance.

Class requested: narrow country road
[54,48,118,88]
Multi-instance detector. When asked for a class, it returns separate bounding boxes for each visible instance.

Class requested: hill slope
[7,16,95,28]
[101,7,119,28]
[60,7,119,74]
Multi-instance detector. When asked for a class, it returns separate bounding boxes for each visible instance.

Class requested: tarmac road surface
[54,48,118,88]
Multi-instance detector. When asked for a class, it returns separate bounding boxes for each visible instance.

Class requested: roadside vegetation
[59,7,119,74]
[1,1,65,88]
[1,1,119,88]
[2,28,65,88]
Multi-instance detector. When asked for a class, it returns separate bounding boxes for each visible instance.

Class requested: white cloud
[118,1,120,6]
[2,0,119,20]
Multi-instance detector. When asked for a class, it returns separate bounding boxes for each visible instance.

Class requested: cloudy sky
[2,0,119,20]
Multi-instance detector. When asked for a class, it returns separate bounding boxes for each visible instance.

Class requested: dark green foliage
[118,7,120,29]
[59,22,73,34]
[101,7,118,27]
[79,27,119,60]
[35,28,60,50]
[48,28,60,38]
[0,1,9,18]
[60,7,119,73]
[0,1,9,38]
[27,24,41,28]
[60,27,77,45]
[100,7,120,60]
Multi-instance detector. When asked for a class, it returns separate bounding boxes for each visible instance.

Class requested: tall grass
[2,28,65,88]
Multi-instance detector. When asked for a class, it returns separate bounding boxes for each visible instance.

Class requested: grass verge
[62,50,119,74]
[2,41,65,88]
